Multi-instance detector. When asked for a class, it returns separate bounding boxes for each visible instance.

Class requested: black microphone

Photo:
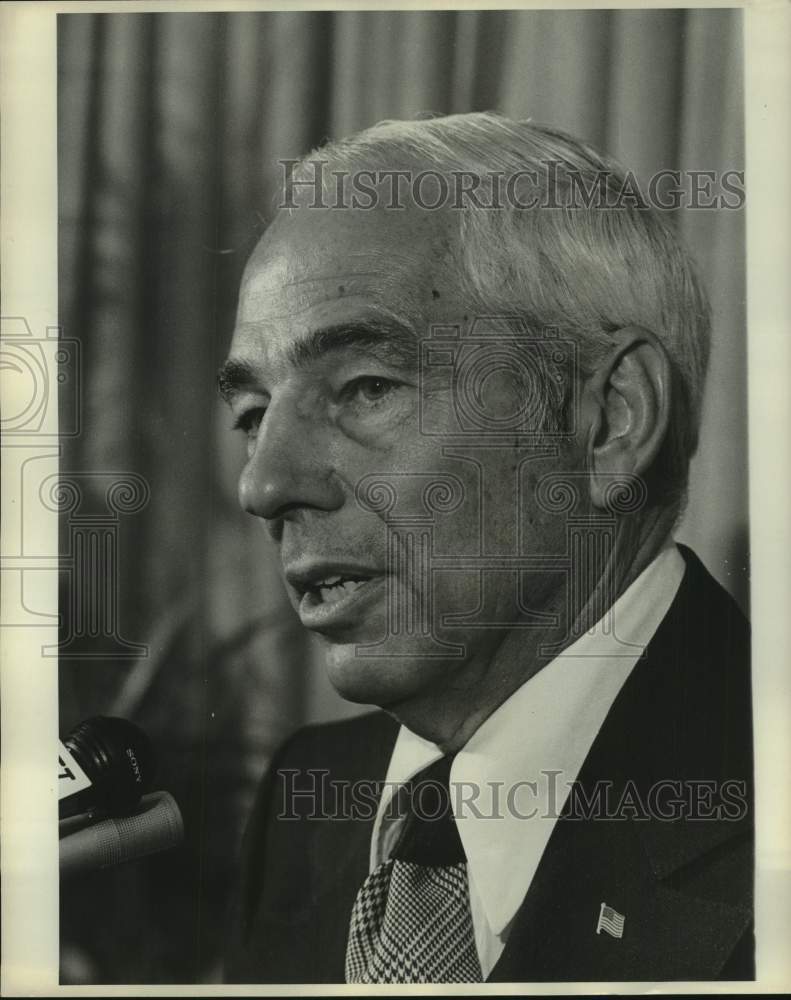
[59,716,156,820]
[59,716,184,875]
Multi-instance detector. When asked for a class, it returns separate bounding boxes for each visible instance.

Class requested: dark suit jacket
[225,546,754,982]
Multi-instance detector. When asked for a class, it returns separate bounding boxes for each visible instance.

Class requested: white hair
[292,112,712,515]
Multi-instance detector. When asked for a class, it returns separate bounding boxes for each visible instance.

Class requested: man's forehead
[248,199,457,279]
[237,204,460,329]
[241,244,414,300]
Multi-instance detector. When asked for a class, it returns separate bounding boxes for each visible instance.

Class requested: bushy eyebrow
[217,319,419,403]
[217,358,258,403]
[288,319,418,370]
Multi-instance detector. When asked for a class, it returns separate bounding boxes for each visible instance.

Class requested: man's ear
[580,326,672,510]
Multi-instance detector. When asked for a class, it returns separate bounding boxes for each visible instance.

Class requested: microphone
[60,790,184,877]
[59,716,156,820]
[59,716,184,875]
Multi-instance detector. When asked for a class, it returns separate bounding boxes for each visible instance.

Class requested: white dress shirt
[369,541,686,977]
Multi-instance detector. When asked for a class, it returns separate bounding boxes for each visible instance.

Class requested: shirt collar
[373,542,686,934]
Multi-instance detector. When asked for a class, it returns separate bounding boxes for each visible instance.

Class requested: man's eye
[232,407,266,436]
[344,376,399,403]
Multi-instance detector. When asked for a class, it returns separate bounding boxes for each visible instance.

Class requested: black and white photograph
[1,1,790,994]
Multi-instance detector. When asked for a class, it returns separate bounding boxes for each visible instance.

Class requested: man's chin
[322,640,442,708]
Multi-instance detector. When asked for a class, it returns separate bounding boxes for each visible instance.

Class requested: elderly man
[221,113,752,983]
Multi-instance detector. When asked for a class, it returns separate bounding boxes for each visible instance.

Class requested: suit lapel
[275,715,399,928]
[487,806,751,981]
[232,712,399,983]
[489,547,753,981]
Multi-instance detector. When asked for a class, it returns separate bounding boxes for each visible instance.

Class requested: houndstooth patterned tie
[345,756,483,983]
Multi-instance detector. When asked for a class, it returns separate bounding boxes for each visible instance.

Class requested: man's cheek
[430,568,486,626]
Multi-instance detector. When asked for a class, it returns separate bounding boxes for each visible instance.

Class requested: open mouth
[310,575,369,605]
[286,565,385,631]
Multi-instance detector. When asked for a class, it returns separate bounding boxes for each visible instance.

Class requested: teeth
[317,578,365,604]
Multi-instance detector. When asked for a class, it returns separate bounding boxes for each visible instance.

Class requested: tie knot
[390,755,465,866]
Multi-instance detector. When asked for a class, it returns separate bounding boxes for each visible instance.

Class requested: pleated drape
[57,10,746,983]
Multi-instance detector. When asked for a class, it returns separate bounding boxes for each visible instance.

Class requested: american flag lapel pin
[596,902,625,939]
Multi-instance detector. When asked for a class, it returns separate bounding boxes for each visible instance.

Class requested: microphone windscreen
[59,791,184,877]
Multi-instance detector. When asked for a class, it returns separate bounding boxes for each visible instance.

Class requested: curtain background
[57,9,746,984]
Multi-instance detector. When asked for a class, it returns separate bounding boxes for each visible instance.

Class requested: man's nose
[238,395,345,522]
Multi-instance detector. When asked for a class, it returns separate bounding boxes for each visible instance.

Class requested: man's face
[222,198,577,713]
